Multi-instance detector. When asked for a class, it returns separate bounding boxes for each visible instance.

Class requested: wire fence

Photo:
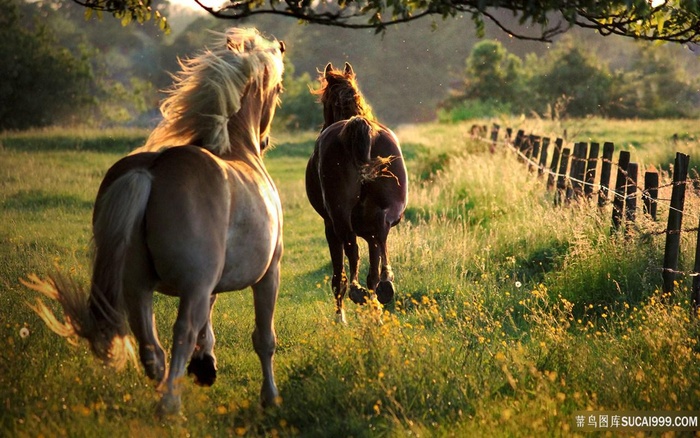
[471,123,700,308]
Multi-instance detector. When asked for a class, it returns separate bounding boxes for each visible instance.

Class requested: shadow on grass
[4,189,93,211]
[1,135,146,154]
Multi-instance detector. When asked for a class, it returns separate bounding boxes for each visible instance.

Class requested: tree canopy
[73,0,700,43]
[441,36,700,121]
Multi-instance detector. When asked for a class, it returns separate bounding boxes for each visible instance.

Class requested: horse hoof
[376,280,395,304]
[144,361,166,383]
[156,394,182,418]
[348,285,369,304]
[187,354,217,387]
[336,309,347,325]
[261,385,281,408]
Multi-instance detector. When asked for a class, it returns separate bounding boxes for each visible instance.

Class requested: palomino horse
[305,62,408,323]
[23,28,286,415]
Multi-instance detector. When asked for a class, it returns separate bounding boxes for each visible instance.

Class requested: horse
[22,28,286,416]
[305,62,408,323]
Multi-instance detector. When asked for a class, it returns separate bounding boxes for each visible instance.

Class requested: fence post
[523,134,534,163]
[611,150,631,231]
[574,142,588,198]
[644,171,659,220]
[538,137,550,177]
[490,124,500,153]
[529,136,541,172]
[692,213,700,314]
[662,152,690,295]
[555,147,571,206]
[567,143,587,201]
[547,138,563,191]
[514,130,525,162]
[513,129,524,149]
[626,162,638,224]
[585,142,600,198]
[598,142,615,207]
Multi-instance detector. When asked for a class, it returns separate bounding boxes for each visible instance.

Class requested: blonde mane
[138,28,284,156]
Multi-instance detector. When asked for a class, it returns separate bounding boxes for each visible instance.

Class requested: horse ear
[344,62,355,77]
[324,63,333,78]
[279,41,286,54]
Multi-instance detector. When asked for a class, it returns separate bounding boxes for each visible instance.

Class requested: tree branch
[71,0,700,44]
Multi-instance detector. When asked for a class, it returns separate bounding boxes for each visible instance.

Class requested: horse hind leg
[127,291,166,382]
[252,262,281,407]
[325,220,349,323]
[123,254,165,382]
[373,220,396,305]
[376,264,396,305]
[345,233,370,306]
[366,236,394,305]
[157,289,214,417]
[187,294,218,387]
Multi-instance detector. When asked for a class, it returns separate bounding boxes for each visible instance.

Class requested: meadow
[2,119,700,437]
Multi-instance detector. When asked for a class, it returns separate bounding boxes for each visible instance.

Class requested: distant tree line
[0,0,319,131]
[3,0,700,132]
[441,37,700,121]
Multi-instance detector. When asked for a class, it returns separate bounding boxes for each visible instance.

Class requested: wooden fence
[474,123,700,310]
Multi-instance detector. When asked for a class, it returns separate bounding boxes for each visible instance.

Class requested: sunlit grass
[3,120,700,436]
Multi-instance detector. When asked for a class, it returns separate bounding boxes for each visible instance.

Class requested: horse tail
[339,116,374,177]
[23,169,152,369]
[338,116,395,183]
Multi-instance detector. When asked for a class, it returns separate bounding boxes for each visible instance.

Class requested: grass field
[2,119,700,437]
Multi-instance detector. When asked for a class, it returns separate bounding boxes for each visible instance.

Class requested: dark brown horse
[305,62,408,323]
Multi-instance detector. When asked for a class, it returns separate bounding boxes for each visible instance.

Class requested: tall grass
[3,121,700,436]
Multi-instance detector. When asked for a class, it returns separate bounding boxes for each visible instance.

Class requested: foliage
[77,0,170,33]
[0,0,95,129]
[69,0,700,44]
[3,120,700,435]
[443,36,700,121]
[462,40,525,108]
[273,58,324,131]
[0,0,170,129]
[528,37,615,118]
[609,45,700,119]
[441,39,526,115]
[6,1,700,131]
[437,99,512,124]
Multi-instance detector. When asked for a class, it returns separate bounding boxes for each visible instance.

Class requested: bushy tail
[22,169,152,369]
[338,116,397,183]
[339,116,374,179]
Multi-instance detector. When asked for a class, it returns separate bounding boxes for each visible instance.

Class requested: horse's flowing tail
[22,169,152,369]
[338,116,396,182]
[339,116,374,178]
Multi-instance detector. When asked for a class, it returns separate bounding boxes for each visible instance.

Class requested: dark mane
[313,65,374,127]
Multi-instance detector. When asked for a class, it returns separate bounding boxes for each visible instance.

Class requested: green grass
[3,121,700,436]
[491,117,700,172]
